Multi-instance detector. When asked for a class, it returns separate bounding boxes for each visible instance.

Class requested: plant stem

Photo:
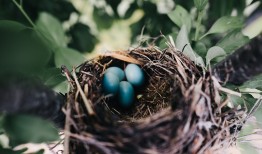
[195,10,203,41]
[12,0,36,28]
[199,33,208,40]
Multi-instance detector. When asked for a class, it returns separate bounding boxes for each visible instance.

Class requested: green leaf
[242,94,257,111]
[38,68,66,88]
[44,74,66,88]
[254,107,262,128]
[217,30,250,54]
[205,46,226,65]
[37,68,68,94]
[194,41,207,58]
[36,12,67,48]
[240,74,262,90]
[229,94,257,110]
[168,5,192,33]
[176,25,204,67]
[228,94,244,107]
[238,119,260,154]
[54,47,86,70]
[0,29,52,73]
[53,80,69,95]
[3,114,59,145]
[201,16,244,39]
[0,20,27,32]
[194,0,208,11]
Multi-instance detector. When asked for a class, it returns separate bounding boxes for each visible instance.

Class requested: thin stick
[72,68,95,115]
[68,133,113,154]
[104,52,142,65]
[63,106,71,154]
[62,65,74,88]
[212,76,241,97]
[12,0,36,27]
[247,96,262,118]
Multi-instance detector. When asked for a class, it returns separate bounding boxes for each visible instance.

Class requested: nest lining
[65,46,246,154]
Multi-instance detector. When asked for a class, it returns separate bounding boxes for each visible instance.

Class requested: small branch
[61,65,74,89]
[72,68,95,115]
[12,0,36,27]
[68,133,112,154]
[104,52,142,65]
[63,105,71,154]
[195,11,203,41]
[219,87,241,97]
[212,76,241,97]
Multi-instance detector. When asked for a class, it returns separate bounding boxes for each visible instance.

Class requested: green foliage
[0,27,51,73]
[2,114,59,146]
[194,41,207,58]
[0,20,26,32]
[168,5,192,33]
[53,80,69,94]
[209,0,246,23]
[93,7,114,30]
[36,12,67,48]
[240,74,262,91]
[0,0,262,153]
[38,68,66,88]
[35,12,86,70]
[68,23,98,52]
[205,46,226,66]
[228,94,257,110]
[217,30,250,54]
[194,0,208,11]
[200,16,244,39]
[54,47,86,69]
[176,25,204,67]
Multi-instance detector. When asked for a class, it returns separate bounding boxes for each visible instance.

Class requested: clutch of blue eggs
[103,64,145,108]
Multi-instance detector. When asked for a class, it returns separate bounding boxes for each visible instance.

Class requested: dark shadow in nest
[66,46,246,154]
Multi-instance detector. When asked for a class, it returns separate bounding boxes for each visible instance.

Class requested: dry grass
[63,44,247,154]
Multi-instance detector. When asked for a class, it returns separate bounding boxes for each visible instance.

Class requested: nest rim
[65,46,247,154]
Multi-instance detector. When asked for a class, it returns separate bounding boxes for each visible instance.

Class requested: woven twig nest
[65,45,246,154]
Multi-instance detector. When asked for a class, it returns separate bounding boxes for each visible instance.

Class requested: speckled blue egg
[125,64,145,87]
[105,67,125,81]
[103,72,120,95]
[118,81,134,108]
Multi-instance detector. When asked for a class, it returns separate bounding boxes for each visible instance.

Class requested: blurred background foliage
[0,0,262,73]
[0,0,262,153]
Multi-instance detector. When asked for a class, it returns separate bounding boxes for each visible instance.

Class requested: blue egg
[105,67,125,81]
[118,81,134,108]
[125,64,145,87]
[103,72,120,95]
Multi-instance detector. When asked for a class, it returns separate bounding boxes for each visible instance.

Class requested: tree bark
[212,35,262,85]
[0,74,65,127]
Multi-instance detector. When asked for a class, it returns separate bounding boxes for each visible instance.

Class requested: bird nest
[64,45,246,154]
